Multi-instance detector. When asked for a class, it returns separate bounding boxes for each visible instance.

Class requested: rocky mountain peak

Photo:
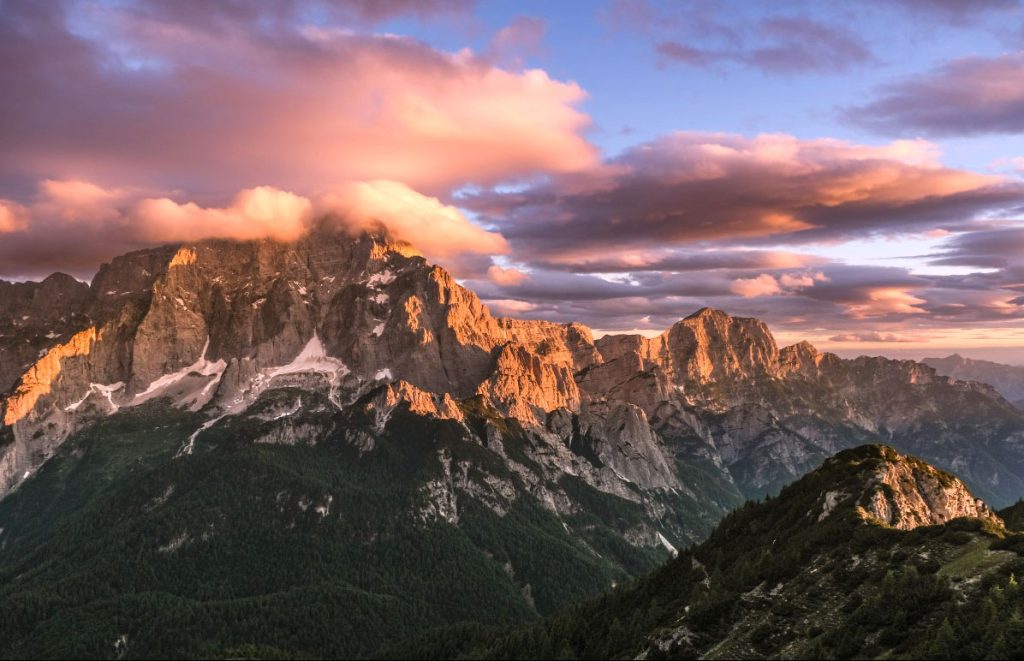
[816,445,1002,530]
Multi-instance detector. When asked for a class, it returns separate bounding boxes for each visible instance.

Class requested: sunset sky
[3,0,1024,361]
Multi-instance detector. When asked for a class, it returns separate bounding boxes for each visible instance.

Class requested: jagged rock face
[477,343,580,424]
[859,457,997,530]
[0,274,91,394]
[815,446,1002,530]
[595,308,780,391]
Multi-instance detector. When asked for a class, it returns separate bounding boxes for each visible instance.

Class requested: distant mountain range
[2,231,1024,657]
[924,354,1024,411]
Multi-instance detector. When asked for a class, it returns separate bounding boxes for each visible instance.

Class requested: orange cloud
[487,264,529,286]
[472,132,1021,265]
[731,270,825,297]
[321,180,508,259]
[484,299,538,315]
[731,274,782,298]
[847,287,927,317]
[0,180,511,278]
[0,200,29,233]
[135,187,313,243]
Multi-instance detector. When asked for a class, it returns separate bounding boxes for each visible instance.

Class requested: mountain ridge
[924,353,1024,410]
[411,444,1023,660]
[3,229,1024,510]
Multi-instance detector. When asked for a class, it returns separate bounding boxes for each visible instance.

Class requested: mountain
[924,354,1024,411]
[2,230,1024,657]
[425,445,1024,660]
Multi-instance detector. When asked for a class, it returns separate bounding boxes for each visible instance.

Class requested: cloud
[845,52,1024,136]
[470,132,1020,264]
[121,0,478,29]
[0,180,508,278]
[321,180,508,260]
[0,200,29,233]
[730,270,826,298]
[731,274,782,298]
[780,272,827,288]
[487,16,547,66]
[828,331,925,343]
[487,265,529,286]
[483,299,538,315]
[657,17,874,74]
[611,2,875,74]
[0,2,595,199]
[846,287,928,318]
[136,187,313,243]
[929,225,1024,269]
[864,0,1020,24]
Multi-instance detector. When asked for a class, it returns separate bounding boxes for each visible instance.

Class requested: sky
[3,0,1024,362]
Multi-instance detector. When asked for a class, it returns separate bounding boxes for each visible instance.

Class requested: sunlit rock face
[2,228,1024,519]
[0,274,92,394]
[815,445,1002,531]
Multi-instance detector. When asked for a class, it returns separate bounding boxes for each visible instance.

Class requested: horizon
[3,0,1024,361]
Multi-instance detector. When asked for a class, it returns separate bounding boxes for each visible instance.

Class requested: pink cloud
[0,180,509,278]
[1,3,596,198]
[731,270,825,298]
[135,187,313,243]
[320,181,508,260]
[846,287,928,318]
[731,274,783,298]
[487,264,529,286]
[0,200,29,233]
[484,299,538,315]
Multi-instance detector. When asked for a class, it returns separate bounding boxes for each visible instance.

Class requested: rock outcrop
[818,445,1003,530]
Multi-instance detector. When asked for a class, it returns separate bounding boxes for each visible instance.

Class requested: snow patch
[177,415,226,457]
[374,368,392,381]
[266,333,349,381]
[65,382,125,412]
[658,532,678,557]
[372,322,385,337]
[134,338,227,405]
[372,293,389,304]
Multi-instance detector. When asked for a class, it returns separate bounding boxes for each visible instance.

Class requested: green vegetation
[0,393,677,658]
[410,446,1024,660]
